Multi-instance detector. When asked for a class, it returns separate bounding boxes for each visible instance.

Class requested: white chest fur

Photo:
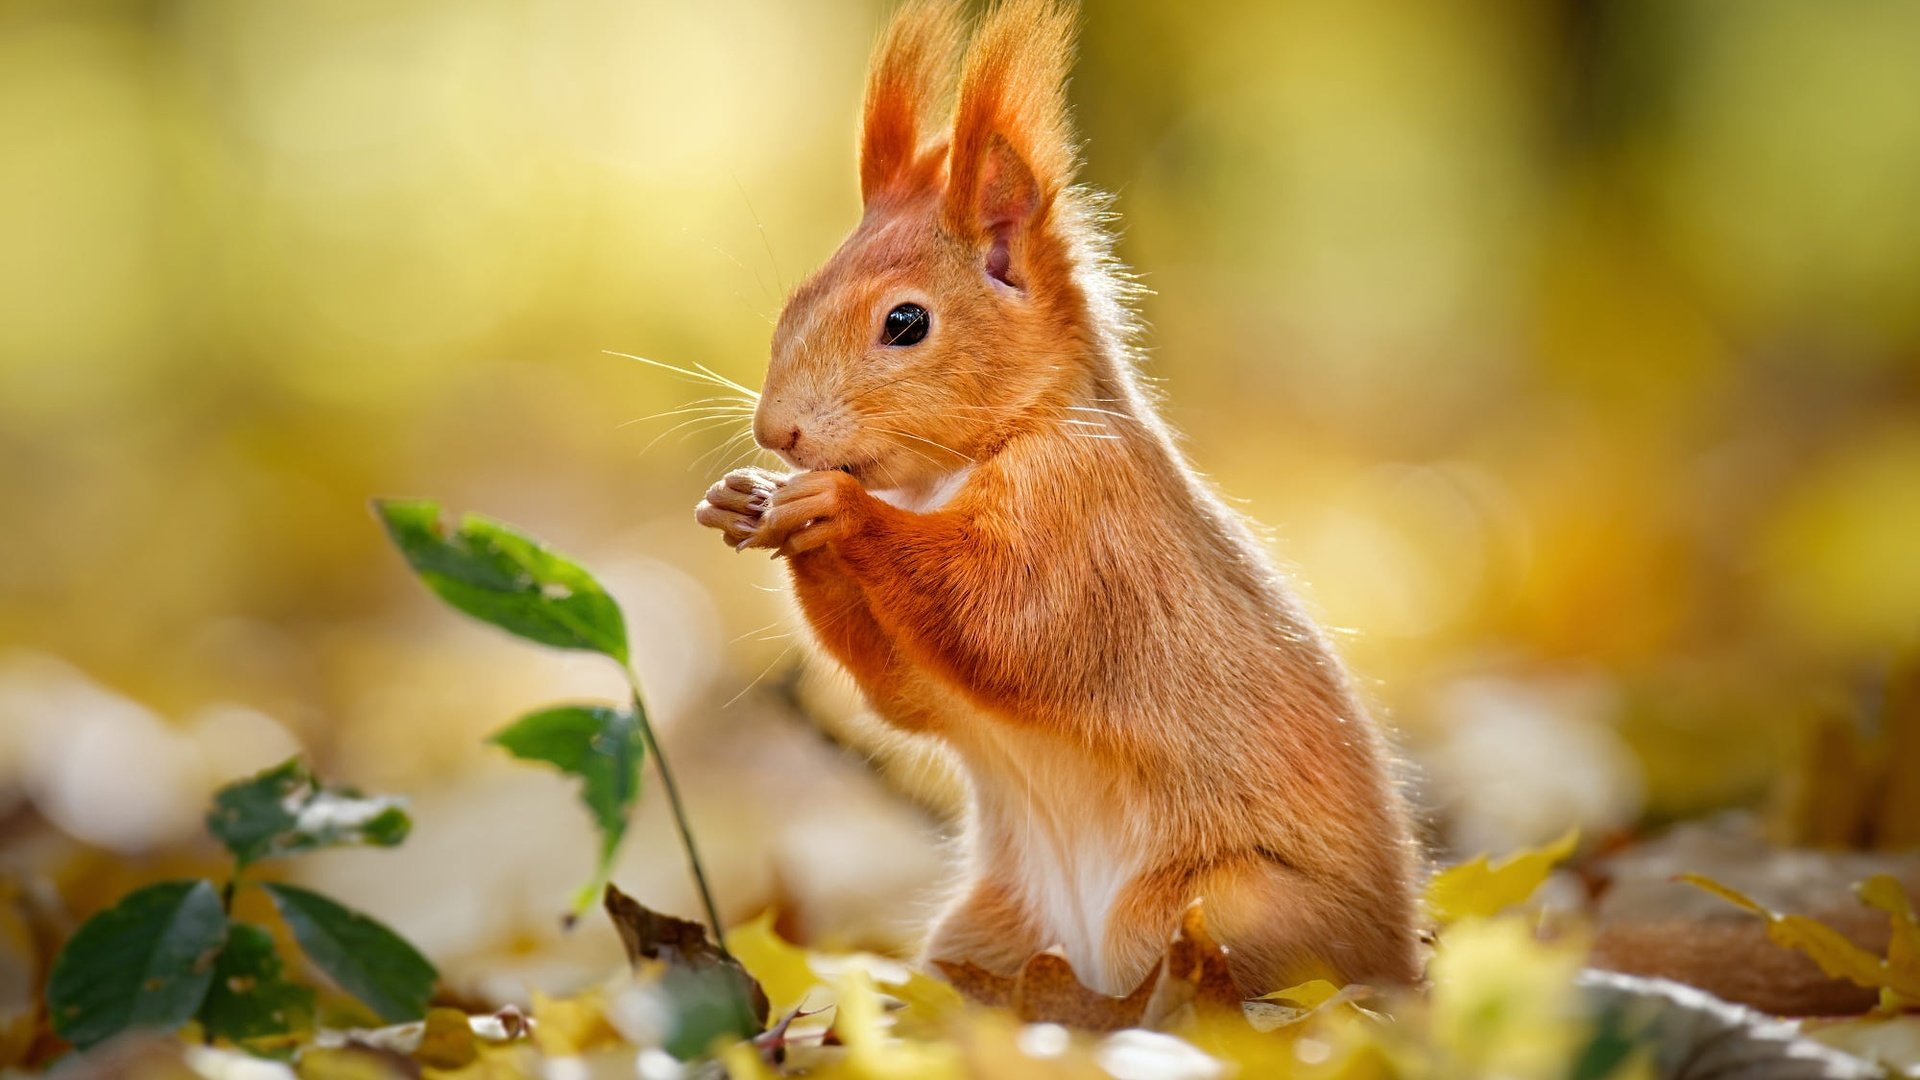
[960,730,1145,994]
[872,466,973,514]
[1016,820,1137,991]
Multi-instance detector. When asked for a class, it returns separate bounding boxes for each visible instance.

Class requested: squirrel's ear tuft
[943,0,1077,276]
[861,0,966,206]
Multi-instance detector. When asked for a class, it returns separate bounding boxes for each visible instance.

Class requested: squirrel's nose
[754,416,803,453]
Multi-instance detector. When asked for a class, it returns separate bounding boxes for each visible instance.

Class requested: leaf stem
[207,871,241,1046]
[623,669,734,962]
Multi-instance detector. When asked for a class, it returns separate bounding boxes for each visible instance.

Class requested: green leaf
[263,883,436,1023]
[206,758,411,868]
[659,964,764,1061]
[490,704,645,911]
[47,880,229,1050]
[197,922,314,1047]
[373,499,629,664]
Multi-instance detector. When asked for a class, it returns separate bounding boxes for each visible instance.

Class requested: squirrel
[694,0,1420,997]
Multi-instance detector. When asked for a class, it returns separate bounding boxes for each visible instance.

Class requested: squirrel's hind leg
[1211,864,1419,994]
[922,876,1045,978]
[1106,855,1421,998]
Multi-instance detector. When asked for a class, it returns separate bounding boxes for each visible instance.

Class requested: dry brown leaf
[1142,901,1242,1028]
[601,883,771,1027]
[604,884,726,970]
[937,901,1244,1033]
[1011,952,1155,1031]
[932,958,1014,1009]
[937,953,1154,1030]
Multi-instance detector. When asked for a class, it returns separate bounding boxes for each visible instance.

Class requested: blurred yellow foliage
[1424,918,1597,1079]
[527,989,620,1059]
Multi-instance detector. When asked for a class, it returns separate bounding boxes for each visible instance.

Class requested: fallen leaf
[528,989,621,1058]
[726,910,823,1017]
[1425,827,1580,925]
[1253,979,1342,1010]
[1681,873,1920,1007]
[1141,902,1241,1030]
[600,883,769,1060]
[938,902,1242,1033]
[1856,875,1920,1012]
[296,1043,417,1080]
[933,959,1013,1010]
[1012,952,1155,1032]
[717,1038,778,1080]
[604,884,724,970]
[413,1008,476,1069]
[832,969,964,1079]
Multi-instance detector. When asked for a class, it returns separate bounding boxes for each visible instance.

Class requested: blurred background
[2,0,1917,1008]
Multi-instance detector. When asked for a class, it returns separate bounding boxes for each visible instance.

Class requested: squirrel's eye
[882,303,930,347]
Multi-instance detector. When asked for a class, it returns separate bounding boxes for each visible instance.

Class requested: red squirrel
[694,0,1420,996]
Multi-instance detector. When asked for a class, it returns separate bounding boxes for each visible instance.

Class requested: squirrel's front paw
[743,469,864,556]
[695,467,786,549]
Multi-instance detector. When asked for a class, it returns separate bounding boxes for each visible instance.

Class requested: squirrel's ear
[861,0,965,206]
[943,0,1078,288]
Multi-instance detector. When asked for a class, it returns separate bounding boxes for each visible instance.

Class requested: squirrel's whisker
[639,413,752,458]
[605,350,762,400]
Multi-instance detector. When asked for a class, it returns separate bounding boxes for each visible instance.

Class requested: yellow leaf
[426,1043,541,1080]
[716,1038,776,1079]
[834,970,963,1080]
[298,1046,414,1080]
[1424,828,1580,924]
[529,990,621,1058]
[726,910,823,1017]
[1254,979,1342,1010]
[1681,874,1920,1004]
[1856,875,1920,1009]
[416,1007,479,1069]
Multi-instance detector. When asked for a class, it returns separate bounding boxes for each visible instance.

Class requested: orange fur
[697,0,1420,996]
[860,0,965,204]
